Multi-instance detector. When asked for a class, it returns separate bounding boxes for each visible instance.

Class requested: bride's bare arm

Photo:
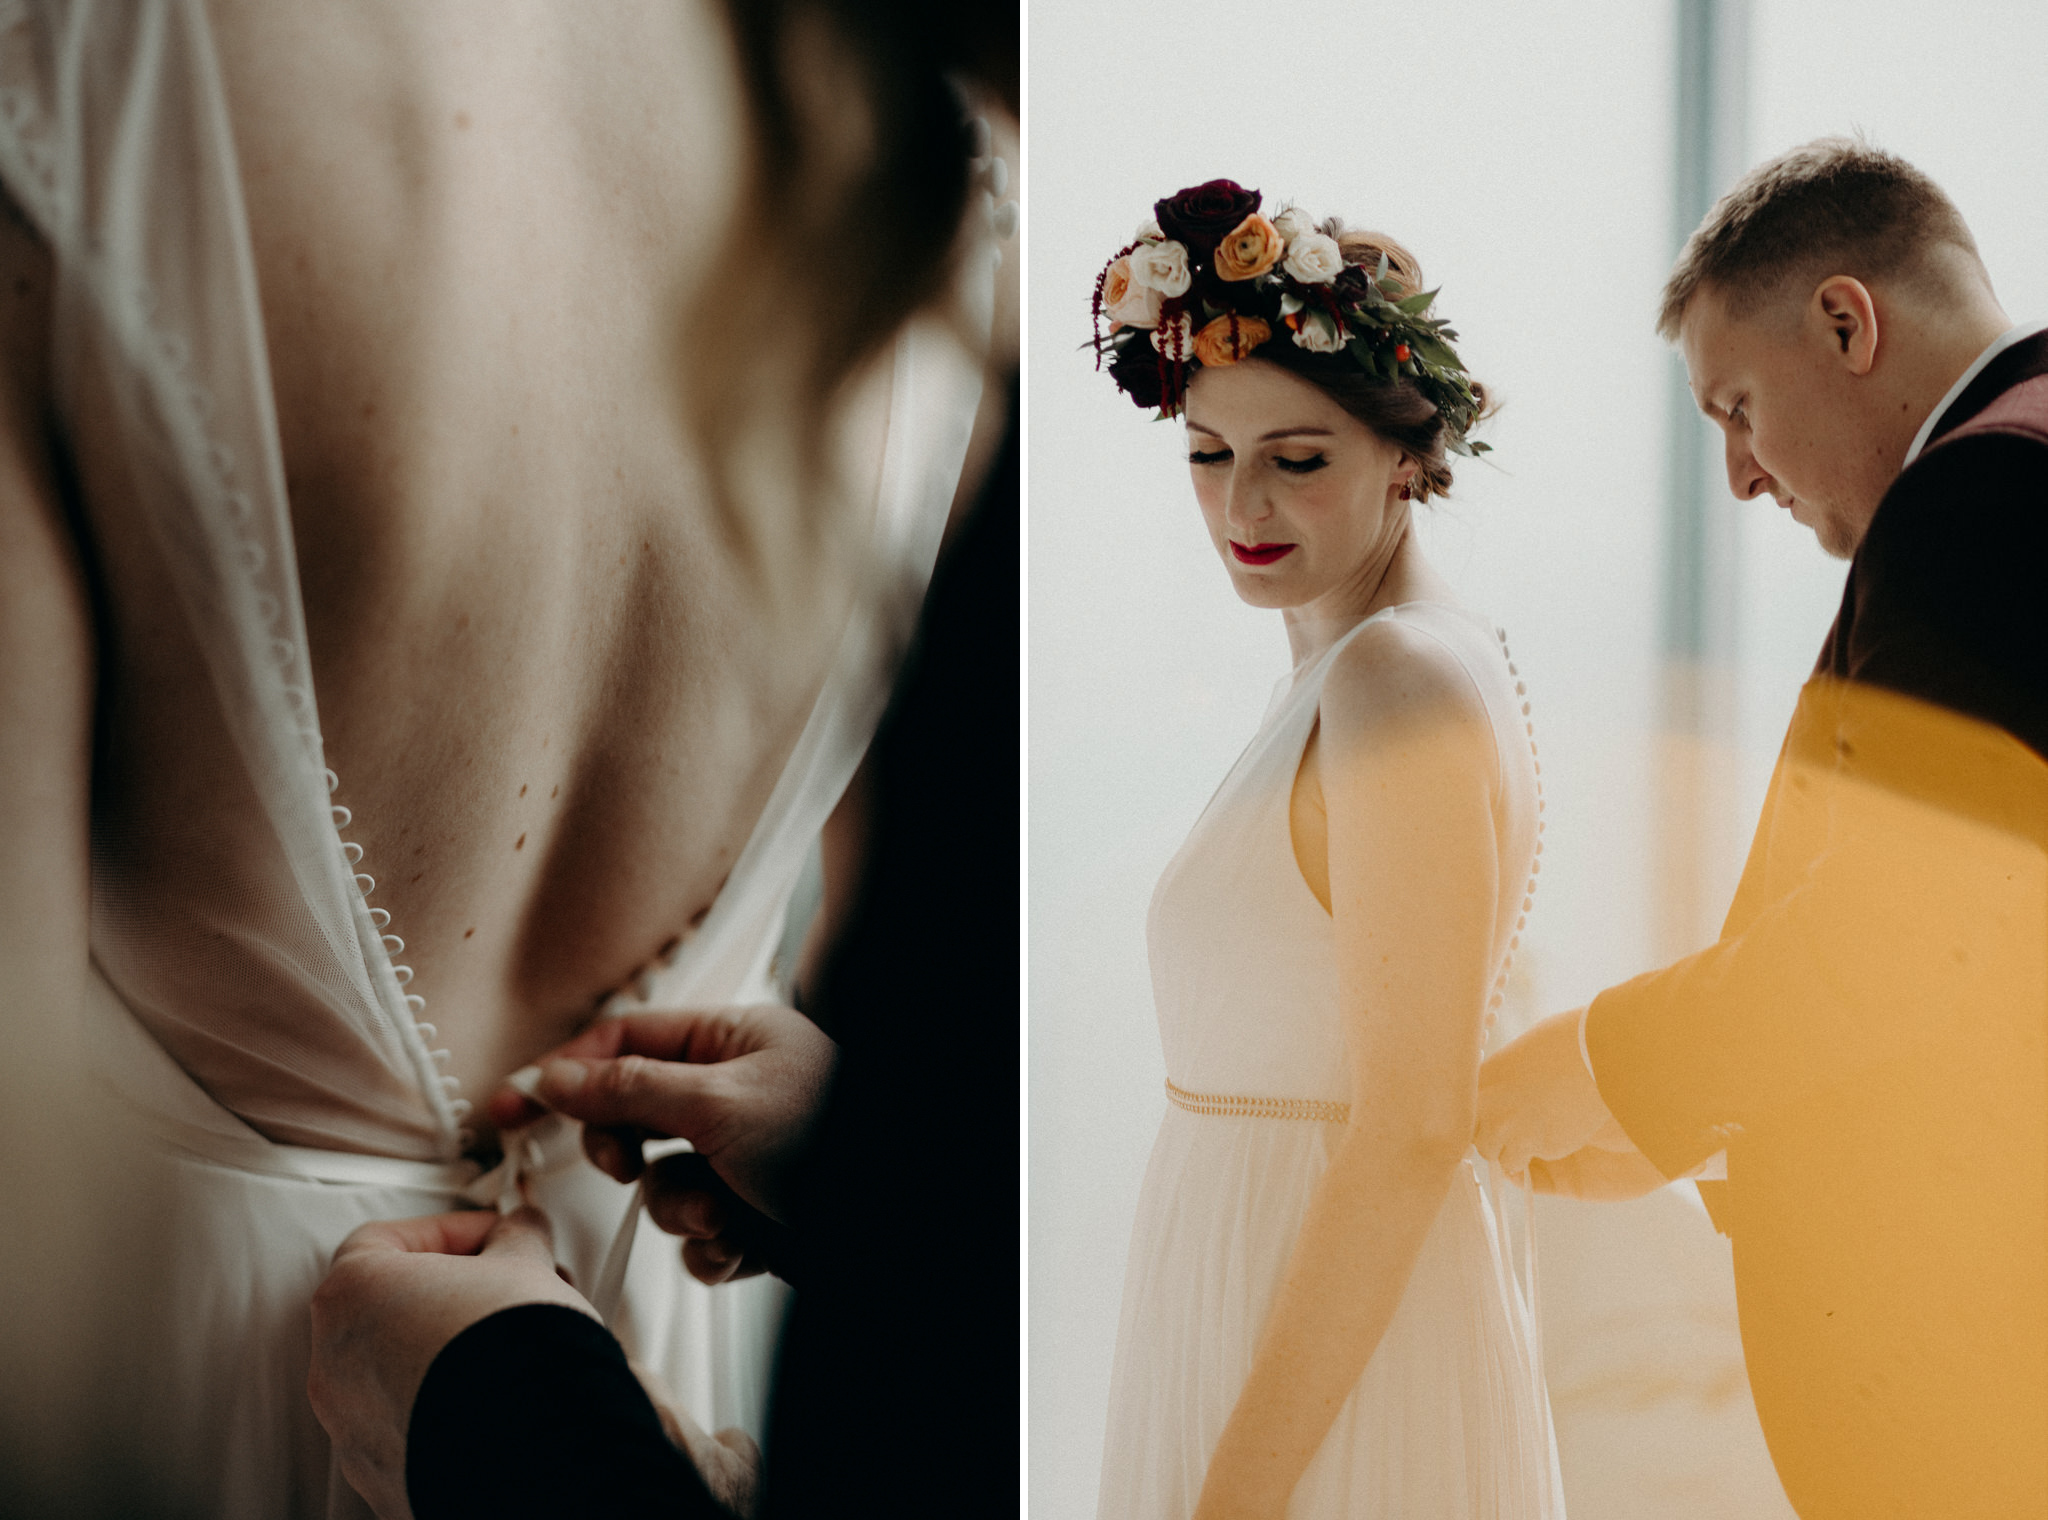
[1195,622,1500,1518]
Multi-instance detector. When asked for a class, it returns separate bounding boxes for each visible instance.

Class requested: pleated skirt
[1097,1106,1566,1519]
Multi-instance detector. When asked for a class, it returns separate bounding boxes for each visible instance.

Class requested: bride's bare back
[223,0,836,1098]
[0,0,998,1134]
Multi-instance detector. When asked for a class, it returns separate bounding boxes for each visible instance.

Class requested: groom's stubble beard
[1810,502,1865,562]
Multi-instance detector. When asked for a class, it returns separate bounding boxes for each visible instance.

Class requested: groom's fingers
[330,1210,500,1264]
[542,1010,755,1067]
[1527,1146,1669,1201]
[532,1052,729,1140]
[582,1123,648,1184]
[478,1207,558,1271]
[1476,1080,1558,1175]
[1479,1102,1546,1177]
[487,1010,755,1130]
[1472,1087,1518,1168]
[647,1153,796,1283]
[644,1154,730,1238]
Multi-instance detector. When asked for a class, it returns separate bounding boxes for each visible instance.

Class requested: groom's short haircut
[1658,137,1983,340]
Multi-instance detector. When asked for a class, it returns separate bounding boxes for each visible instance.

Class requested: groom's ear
[1811,275,1879,377]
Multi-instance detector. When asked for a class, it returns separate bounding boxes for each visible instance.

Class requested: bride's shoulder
[1318,608,1495,765]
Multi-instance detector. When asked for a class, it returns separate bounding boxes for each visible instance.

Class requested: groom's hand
[488,1004,835,1225]
[308,1208,595,1520]
[640,1151,801,1287]
[1475,1008,1634,1179]
[1524,1144,1671,1201]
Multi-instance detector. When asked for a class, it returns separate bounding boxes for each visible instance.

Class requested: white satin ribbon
[492,1062,648,1328]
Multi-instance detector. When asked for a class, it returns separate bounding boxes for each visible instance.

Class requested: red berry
[1395,342,1411,362]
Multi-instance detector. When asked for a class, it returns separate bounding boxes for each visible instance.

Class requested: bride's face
[1182,360,1417,611]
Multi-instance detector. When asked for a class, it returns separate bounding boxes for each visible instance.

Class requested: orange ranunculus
[1212,214,1283,281]
[1193,314,1271,367]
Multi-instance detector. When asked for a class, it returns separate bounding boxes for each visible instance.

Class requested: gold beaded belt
[1165,1078,1350,1124]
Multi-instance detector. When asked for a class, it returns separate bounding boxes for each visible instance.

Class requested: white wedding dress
[1098,602,1567,1519]
[0,3,992,1516]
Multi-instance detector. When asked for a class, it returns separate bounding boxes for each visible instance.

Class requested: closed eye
[1188,448,1232,466]
[1274,453,1328,474]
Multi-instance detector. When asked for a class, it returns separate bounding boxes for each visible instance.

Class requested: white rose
[1282,231,1344,285]
[1292,308,1347,353]
[1100,255,1165,329]
[1150,312,1197,358]
[1272,206,1315,243]
[1130,240,1192,298]
[1134,218,1164,243]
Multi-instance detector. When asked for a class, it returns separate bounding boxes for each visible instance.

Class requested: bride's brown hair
[1253,228,1494,502]
[688,1,1004,582]
[720,0,993,409]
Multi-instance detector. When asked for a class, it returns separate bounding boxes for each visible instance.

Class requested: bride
[1090,182,1564,1518]
[0,1,1009,1514]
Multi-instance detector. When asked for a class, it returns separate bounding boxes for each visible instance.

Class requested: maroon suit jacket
[1815,331,2048,755]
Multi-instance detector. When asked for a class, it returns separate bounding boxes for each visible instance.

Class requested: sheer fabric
[1099,603,1565,1519]
[0,2,992,1514]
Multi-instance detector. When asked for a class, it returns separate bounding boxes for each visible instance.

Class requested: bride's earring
[1398,483,1413,500]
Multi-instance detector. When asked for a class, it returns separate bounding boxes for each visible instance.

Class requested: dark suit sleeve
[1586,436,2048,1178]
[759,389,1020,1517]
[406,1304,720,1519]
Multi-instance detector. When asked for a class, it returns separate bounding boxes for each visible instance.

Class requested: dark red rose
[1154,180,1262,260]
[1333,262,1372,298]
[1107,335,1169,411]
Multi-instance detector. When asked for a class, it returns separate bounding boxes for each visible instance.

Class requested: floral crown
[1090,179,1489,458]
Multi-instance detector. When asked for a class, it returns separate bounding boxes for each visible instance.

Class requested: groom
[1477,138,2048,1519]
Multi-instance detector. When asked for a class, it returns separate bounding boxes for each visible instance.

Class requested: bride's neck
[1282,525,1445,665]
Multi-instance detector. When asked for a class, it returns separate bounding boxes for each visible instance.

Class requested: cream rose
[1101,255,1165,329]
[1150,312,1197,358]
[1272,206,1315,243]
[1134,217,1164,243]
[1282,230,1344,285]
[1292,308,1347,353]
[1213,214,1284,282]
[1130,240,1192,298]
[1192,314,1271,367]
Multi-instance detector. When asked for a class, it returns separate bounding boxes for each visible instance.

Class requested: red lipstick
[1231,541,1295,566]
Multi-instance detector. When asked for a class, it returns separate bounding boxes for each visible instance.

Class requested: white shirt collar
[1902,317,2048,468]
